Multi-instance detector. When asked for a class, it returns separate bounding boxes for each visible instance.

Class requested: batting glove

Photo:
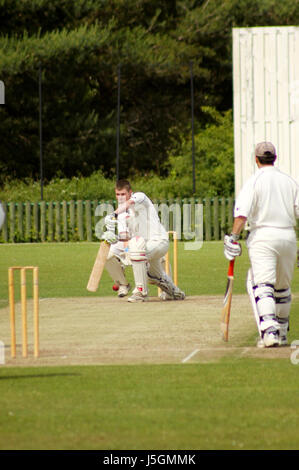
[102,230,118,244]
[224,234,242,260]
[104,213,118,232]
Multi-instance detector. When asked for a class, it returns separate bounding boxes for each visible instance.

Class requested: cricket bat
[221,259,235,341]
[87,241,111,292]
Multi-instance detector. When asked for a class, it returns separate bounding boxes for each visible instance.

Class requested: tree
[1,0,299,183]
[167,107,234,197]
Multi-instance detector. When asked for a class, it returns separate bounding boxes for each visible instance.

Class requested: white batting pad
[246,269,262,336]
[128,236,147,262]
[131,262,148,295]
[275,288,291,327]
[247,269,279,333]
[128,237,148,294]
[105,256,128,286]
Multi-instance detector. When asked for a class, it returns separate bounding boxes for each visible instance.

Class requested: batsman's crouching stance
[103,179,185,303]
[224,142,299,348]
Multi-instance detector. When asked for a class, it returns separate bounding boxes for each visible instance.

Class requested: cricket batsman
[224,142,299,347]
[102,179,185,302]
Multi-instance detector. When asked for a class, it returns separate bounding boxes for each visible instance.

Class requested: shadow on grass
[0,373,81,380]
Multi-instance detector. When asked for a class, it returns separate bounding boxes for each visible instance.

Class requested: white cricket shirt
[128,192,168,241]
[234,166,299,231]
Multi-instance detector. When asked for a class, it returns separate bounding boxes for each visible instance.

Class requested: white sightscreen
[233,26,299,196]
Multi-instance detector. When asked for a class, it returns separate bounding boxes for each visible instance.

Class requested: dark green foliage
[1,0,299,185]
[0,106,234,200]
[167,107,234,197]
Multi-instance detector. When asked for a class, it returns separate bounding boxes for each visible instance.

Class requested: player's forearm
[231,216,247,236]
[114,199,134,215]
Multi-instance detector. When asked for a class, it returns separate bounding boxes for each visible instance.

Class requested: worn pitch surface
[0,295,292,366]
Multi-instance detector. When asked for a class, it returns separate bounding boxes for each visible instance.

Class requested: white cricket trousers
[108,239,169,272]
[247,227,297,289]
[146,239,169,278]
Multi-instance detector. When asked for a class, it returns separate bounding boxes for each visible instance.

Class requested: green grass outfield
[0,240,253,300]
[0,241,299,450]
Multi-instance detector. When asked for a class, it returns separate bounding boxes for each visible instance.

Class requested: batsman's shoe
[128,287,148,303]
[118,283,131,298]
[159,289,185,301]
[159,291,173,301]
[147,272,185,300]
[173,287,186,300]
[259,327,280,348]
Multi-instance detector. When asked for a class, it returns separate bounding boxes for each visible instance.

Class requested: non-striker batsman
[224,142,299,347]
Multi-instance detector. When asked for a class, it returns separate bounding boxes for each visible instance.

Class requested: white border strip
[181,348,199,363]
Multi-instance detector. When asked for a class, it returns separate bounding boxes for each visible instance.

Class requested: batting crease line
[181,348,200,363]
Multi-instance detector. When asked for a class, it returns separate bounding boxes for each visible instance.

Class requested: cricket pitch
[0,294,293,366]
